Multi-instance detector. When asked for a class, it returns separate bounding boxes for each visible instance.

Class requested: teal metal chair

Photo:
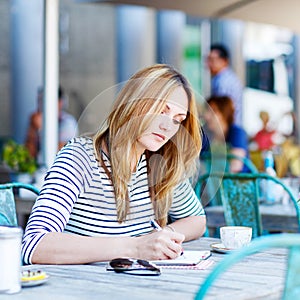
[195,233,300,300]
[0,182,39,226]
[200,153,259,175]
[195,172,300,238]
[198,153,258,207]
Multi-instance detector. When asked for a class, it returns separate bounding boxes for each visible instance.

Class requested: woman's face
[137,86,188,154]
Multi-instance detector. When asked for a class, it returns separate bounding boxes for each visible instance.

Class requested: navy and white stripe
[22,137,205,264]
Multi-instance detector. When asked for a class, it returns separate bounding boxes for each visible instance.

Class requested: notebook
[151,250,211,266]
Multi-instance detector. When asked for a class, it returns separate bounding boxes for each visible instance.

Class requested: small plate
[21,270,49,288]
[21,275,49,287]
[210,242,235,254]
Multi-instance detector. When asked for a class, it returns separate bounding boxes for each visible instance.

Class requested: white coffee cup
[220,226,252,249]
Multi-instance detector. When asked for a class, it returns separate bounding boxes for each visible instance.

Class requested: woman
[204,95,249,173]
[22,64,206,265]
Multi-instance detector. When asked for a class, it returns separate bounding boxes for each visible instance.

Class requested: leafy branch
[2,140,37,174]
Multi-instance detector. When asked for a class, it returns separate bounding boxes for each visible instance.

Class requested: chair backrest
[0,182,39,226]
[226,153,259,173]
[195,233,300,300]
[200,153,258,175]
[195,172,300,238]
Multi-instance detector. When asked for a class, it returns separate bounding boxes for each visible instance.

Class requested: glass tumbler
[0,226,23,294]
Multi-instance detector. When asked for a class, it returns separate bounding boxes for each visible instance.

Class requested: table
[2,237,287,300]
[205,203,299,234]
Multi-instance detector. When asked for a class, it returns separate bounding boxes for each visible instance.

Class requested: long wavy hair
[93,64,202,226]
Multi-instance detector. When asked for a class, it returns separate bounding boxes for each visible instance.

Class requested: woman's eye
[173,119,181,125]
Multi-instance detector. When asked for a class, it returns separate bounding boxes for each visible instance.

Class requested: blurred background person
[204,96,250,173]
[207,43,243,126]
[25,86,78,164]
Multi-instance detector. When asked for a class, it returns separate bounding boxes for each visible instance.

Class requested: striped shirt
[22,137,205,264]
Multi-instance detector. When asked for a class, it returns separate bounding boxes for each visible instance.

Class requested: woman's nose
[159,115,172,131]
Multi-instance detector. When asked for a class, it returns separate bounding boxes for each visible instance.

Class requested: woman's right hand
[134,229,185,260]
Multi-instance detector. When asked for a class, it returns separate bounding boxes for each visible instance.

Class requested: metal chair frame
[0,182,39,226]
[195,172,300,238]
[200,153,259,174]
[195,233,300,300]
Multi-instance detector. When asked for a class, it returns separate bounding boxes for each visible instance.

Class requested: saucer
[21,270,49,288]
[210,242,235,254]
[21,275,49,287]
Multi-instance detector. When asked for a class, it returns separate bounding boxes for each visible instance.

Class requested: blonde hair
[93,64,202,226]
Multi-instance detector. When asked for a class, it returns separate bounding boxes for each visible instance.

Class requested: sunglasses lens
[109,258,161,276]
[137,259,159,271]
[110,258,133,269]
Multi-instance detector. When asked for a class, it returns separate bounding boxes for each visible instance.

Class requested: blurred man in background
[207,43,243,126]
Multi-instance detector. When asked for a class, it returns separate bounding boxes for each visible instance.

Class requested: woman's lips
[152,133,166,141]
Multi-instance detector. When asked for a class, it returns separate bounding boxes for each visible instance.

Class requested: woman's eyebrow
[174,112,187,119]
[165,103,187,117]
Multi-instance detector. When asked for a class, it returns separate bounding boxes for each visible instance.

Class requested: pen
[150,219,162,231]
[150,219,184,256]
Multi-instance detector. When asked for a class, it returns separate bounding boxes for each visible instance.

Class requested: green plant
[2,140,37,174]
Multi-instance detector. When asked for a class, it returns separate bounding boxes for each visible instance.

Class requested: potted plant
[2,140,37,182]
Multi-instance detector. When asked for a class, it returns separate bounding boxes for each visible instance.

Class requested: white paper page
[151,250,211,266]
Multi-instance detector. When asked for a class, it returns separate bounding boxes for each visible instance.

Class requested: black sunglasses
[108,258,161,276]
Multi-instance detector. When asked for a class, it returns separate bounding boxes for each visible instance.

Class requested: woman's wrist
[165,224,175,232]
